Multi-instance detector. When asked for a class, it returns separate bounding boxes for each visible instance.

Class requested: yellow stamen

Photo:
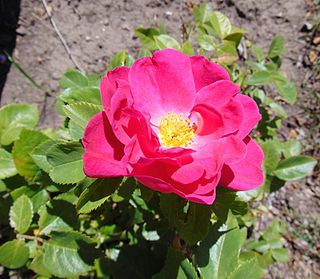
[159,113,195,147]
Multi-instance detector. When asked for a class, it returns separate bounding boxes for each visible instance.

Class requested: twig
[18,234,45,244]
[40,0,85,73]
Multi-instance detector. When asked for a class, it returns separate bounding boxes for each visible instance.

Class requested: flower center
[159,113,196,147]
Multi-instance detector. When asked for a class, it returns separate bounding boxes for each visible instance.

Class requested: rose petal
[101,66,129,111]
[129,49,196,122]
[194,80,240,108]
[82,112,129,177]
[190,55,230,92]
[220,137,264,190]
[235,94,261,139]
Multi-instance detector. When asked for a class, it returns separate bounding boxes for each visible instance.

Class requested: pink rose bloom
[83,49,264,204]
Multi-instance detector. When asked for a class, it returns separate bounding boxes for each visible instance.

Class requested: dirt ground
[1,0,319,278]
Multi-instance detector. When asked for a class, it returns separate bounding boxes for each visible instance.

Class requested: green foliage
[9,195,33,234]
[0,2,317,278]
[0,104,39,146]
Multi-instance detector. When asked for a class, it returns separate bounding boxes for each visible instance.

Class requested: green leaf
[30,140,56,173]
[0,240,29,269]
[269,102,288,118]
[12,130,48,181]
[30,253,51,277]
[198,34,217,51]
[135,27,161,50]
[107,51,127,70]
[274,155,317,181]
[0,148,17,179]
[43,231,100,277]
[193,3,212,25]
[246,71,271,85]
[9,194,33,234]
[273,78,297,104]
[38,199,79,235]
[209,11,232,39]
[153,247,184,279]
[261,140,281,173]
[178,259,198,279]
[181,41,194,56]
[47,141,85,184]
[59,87,101,105]
[64,102,102,128]
[195,212,242,279]
[155,35,181,50]
[59,69,88,89]
[68,120,84,140]
[178,203,212,245]
[0,103,39,146]
[77,178,121,214]
[229,258,264,279]
[160,194,187,226]
[281,140,302,158]
[271,248,289,262]
[268,35,285,58]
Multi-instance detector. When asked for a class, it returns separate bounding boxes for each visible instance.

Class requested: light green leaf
[59,87,101,105]
[246,71,272,85]
[274,155,317,181]
[178,203,212,245]
[195,212,242,279]
[77,178,121,214]
[43,231,100,277]
[9,194,33,234]
[228,258,264,279]
[59,69,88,89]
[198,34,217,51]
[64,102,102,128]
[12,130,48,181]
[107,51,127,70]
[281,140,302,158]
[155,35,181,50]
[30,140,56,173]
[193,3,212,25]
[0,103,39,146]
[30,253,51,277]
[268,35,285,58]
[135,27,161,50]
[38,199,79,235]
[178,259,198,279]
[0,148,17,179]
[261,140,281,173]
[269,102,288,118]
[271,248,289,262]
[0,240,29,269]
[181,41,194,56]
[209,11,232,38]
[273,78,297,104]
[47,141,85,184]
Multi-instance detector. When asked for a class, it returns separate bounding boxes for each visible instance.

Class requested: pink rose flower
[83,49,264,204]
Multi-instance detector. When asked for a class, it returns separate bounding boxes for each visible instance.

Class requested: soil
[0,0,319,278]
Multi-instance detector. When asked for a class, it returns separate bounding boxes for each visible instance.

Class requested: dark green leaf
[38,199,79,235]
[261,140,281,173]
[246,71,271,85]
[160,194,187,226]
[77,178,121,214]
[135,27,161,50]
[178,203,212,245]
